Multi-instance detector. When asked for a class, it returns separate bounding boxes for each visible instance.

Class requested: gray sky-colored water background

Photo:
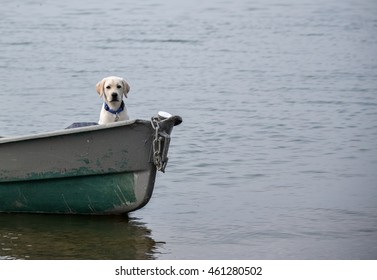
[0,0,377,259]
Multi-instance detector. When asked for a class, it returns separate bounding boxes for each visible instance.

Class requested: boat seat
[65,122,98,129]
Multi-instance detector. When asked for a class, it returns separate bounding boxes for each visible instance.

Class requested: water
[1,0,377,259]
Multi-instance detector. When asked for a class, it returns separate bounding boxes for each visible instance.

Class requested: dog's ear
[96,79,105,97]
[122,79,130,98]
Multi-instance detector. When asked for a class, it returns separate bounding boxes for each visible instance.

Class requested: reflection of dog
[96,76,130,124]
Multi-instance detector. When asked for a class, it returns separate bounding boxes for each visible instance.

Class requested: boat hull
[0,170,155,215]
[0,117,180,215]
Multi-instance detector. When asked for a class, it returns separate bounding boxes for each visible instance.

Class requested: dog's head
[96,76,130,105]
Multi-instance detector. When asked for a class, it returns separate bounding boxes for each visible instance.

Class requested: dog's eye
[106,85,111,89]
[117,85,122,89]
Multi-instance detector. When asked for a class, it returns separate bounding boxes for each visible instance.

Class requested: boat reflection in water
[0,213,161,260]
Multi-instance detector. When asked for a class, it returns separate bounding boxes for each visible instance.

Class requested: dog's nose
[111,93,118,98]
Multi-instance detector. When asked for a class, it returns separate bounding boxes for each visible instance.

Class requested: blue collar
[104,101,125,115]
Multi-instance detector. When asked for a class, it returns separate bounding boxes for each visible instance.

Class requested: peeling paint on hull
[0,172,143,214]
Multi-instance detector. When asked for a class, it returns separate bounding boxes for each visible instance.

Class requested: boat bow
[0,113,182,215]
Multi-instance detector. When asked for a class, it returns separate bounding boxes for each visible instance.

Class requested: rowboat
[0,112,182,215]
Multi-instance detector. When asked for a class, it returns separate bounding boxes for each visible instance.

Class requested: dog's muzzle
[110,93,119,101]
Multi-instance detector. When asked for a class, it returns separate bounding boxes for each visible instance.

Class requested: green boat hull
[0,115,181,215]
[0,171,155,215]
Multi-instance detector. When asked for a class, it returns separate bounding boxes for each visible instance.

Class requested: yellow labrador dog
[96,76,130,124]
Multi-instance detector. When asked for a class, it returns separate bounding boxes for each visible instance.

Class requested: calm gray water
[1,0,377,259]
